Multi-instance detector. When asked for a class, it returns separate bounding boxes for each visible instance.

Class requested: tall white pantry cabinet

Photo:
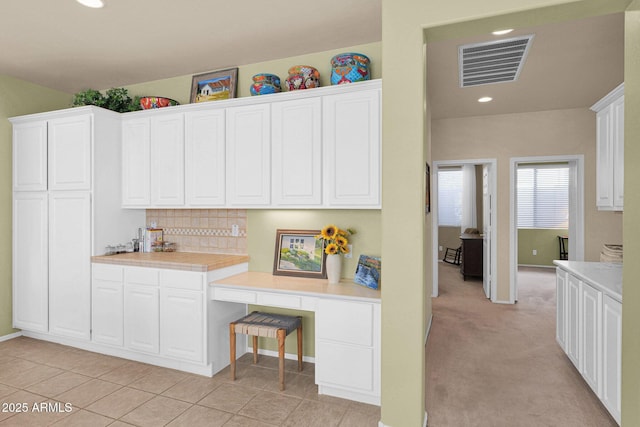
[11,106,144,340]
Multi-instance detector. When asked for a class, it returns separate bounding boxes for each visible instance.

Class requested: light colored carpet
[425,263,617,427]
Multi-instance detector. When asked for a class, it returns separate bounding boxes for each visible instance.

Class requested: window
[438,168,463,226]
[517,164,569,229]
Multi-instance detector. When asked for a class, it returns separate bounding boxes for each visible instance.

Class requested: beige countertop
[212,271,381,302]
[91,252,249,272]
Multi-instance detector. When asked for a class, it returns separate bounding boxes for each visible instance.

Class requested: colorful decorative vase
[330,53,370,85]
[139,96,179,109]
[285,65,320,91]
[250,73,281,96]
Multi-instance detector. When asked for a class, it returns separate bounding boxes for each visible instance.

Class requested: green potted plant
[72,87,141,112]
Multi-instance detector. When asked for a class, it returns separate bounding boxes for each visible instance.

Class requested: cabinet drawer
[317,299,374,346]
[159,269,203,291]
[213,287,256,304]
[316,341,375,393]
[92,263,123,282]
[125,267,159,286]
[256,292,302,309]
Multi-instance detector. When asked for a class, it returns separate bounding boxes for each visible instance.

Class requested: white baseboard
[493,299,513,305]
[248,347,315,364]
[0,331,23,342]
[377,410,428,426]
[425,314,433,345]
[518,264,555,269]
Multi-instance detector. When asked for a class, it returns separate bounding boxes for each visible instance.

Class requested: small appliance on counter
[143,228,163,253]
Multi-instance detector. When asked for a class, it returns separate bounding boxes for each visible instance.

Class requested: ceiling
[0,0,381,94]
[0,3,624,120]
[427,13,624,119]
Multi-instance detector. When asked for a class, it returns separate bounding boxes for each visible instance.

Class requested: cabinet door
[48,192,91,340]
[612,95,624,210]
[92,273,124,347]
[316,299,380,396]
[185,109,226,206]
[581,282,602,396]
[151,114,185,206]
[566,274,581,369]
[272,98,322,206]
[13,121,48,191]
[595,106,613,209]
[323,89,380,207]
[226,104,271,206]
[48,115,92,191]
[160,288,204,362]
[124,284,160,354]
[122,118,151,206]
[602,295,622,424]
[555,268,567,350]
[12,192,48,332]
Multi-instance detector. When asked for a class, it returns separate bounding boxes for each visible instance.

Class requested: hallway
[425,263,617,426]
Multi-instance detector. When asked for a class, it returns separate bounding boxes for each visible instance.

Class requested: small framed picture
[190,67,238,103]
[273,229,327,279]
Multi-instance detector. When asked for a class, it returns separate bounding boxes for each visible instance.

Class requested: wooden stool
[229,311,302,391]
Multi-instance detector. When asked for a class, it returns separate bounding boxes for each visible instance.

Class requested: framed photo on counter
[273,229,326,279]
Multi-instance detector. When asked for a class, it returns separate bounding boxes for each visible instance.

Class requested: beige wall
[432,108,623,301]
[0,75,72,336]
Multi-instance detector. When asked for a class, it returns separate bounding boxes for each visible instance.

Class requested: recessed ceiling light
[492,29,514,35]
[478,97,493,103]
[76,0,104,8]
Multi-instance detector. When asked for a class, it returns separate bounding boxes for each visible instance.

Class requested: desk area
[210,272,381,406]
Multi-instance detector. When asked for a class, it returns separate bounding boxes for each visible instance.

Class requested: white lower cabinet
[555,266,621,425]
[48,192,91,340]
[602,295,622,424]
[92,264,124,347]
[92,263,208,371]
[124,283,160,354]
[581,282,602,396]
[315,299,380,405]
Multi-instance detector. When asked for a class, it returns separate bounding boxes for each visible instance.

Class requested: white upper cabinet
[226,104,271,206]
[122,118,151,207]
[323,88,381,207]
[48,114,92,191]
[185,109,226,206]
[119,80,382,209]
[272,97,322,206]
[591,83,624,211]
[151,114,185,206]
[13,121,48,191]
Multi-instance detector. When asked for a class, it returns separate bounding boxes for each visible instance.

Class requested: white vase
[326,254,342,284]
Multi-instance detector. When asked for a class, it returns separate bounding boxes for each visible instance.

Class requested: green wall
[0,75,72,337]
[123,42,381,104]
[518,229,568,266]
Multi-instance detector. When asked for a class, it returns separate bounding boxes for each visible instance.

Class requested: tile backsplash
[145,209,247,254]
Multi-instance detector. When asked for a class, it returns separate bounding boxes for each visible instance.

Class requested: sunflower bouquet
[317,224,356,255]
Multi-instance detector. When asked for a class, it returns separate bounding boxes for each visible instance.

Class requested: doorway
[509,155,584,303]
[432,158,497,301]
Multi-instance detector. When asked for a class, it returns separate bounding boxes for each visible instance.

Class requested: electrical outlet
[344,244,353,259]
[532,249,537,256]
[439,245,443,251]
[231,224,239,237]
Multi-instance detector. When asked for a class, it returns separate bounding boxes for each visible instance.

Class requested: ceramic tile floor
[0,337,380,426]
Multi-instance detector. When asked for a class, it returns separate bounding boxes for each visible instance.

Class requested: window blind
[517,164,569,229]
[438,168,463,226]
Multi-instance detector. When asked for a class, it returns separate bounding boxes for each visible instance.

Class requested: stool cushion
[233,311,301,338]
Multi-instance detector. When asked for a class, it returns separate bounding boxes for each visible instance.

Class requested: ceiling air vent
[458,35,534,87]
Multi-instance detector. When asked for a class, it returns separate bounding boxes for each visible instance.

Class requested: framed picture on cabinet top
[190,67,238,103]
[273,229,327,279]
